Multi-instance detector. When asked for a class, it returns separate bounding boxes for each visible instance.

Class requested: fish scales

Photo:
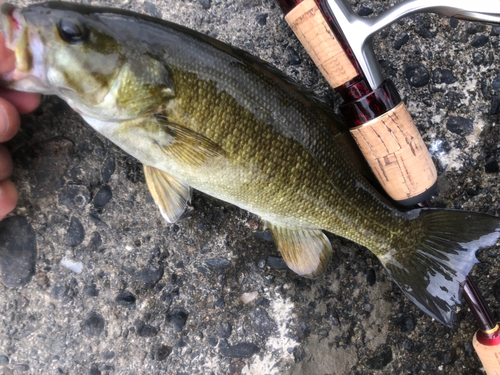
[165,65,403,244]
[97,9,404,248]
[2,2,500,326]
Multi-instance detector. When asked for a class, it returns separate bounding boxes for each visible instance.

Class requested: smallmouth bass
[1,1,499,327]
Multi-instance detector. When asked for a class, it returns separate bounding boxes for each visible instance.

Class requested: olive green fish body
[80,12,403,250]
[3,2,500,327]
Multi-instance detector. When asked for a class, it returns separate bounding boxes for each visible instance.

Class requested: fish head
[0,2,175,121]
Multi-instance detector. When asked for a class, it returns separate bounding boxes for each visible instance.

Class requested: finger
[0,179,18,220]
[0,88,41,114]
[0,34,41,114]
[0,34,16,75]
[0,145,12,181]
[0,97,19,142]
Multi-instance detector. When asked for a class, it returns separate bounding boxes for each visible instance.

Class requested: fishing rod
[465,276,500,373]
[275,0,500,372]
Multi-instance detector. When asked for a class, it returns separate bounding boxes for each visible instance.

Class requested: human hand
[0,33,40,220]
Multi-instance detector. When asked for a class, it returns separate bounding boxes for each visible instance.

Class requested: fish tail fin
[379,209,500,327]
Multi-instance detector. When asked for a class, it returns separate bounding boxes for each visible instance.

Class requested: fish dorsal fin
[268,224,333,278]
[144,165,192,223]
[155,116,226,166]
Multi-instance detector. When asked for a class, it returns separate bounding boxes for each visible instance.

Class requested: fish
[1,1,499,327]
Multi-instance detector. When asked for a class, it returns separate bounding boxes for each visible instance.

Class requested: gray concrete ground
[1,0,500,374]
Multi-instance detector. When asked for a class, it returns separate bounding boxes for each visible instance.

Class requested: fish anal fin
[155,116,226,166]
[269,224,333,278]
[144,165,192,223]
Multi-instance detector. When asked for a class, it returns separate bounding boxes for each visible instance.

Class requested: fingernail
[0,105,8,137]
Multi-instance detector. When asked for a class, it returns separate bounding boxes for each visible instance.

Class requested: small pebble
[255,298,270,308]
[366,268,376,286]
[218,322,232,339]
[398,314,415,333]
[393,33,409,50]
[166,308,189,332]
[60,257,83,274]
[251,307,275,337]
[205,258,230,269]
[485,159,499,174]
[267,256,289,270]
[471,35,489,48]
[116,291,136,306]
[405,63,429,87]
[136,321,159,337]
[432,68,457,84]
[491,97,500,115]
[220,343,261,358]
[83,283,99,297]
[357,4,373,16]
[133,267,164,289]
[289,48,301,66]
[253,230,274,242]
[241,291,258,304]
[416,24,436,39]
[473,51,485,66]
[152,344,172,361]
[93,185,112,208]
[83,312,105,337]
[256,14,268,26]
[66,216,85,247]
[446,116,474,136]
[492,76,500,92]
[214,296,225,309]
[198,0,211,10]
[89,232,102,252]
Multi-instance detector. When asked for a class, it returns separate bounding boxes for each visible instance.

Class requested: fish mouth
[0,3,46,92]
[1,3,22,47]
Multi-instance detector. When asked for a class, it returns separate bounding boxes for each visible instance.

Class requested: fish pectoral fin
[269,224,333,278]
[144,165,192,223]
[155,116,226,166]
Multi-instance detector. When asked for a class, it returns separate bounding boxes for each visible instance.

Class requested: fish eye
[57,18,89,44]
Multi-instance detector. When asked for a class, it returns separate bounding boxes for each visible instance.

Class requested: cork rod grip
[285,0,357,88]
[349,103,437,203]
[473,332,500,375]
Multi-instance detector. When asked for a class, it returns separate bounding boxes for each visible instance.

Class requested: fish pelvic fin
[144,165,192,223]
[380,209,500,327]
[269,223,333,278]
